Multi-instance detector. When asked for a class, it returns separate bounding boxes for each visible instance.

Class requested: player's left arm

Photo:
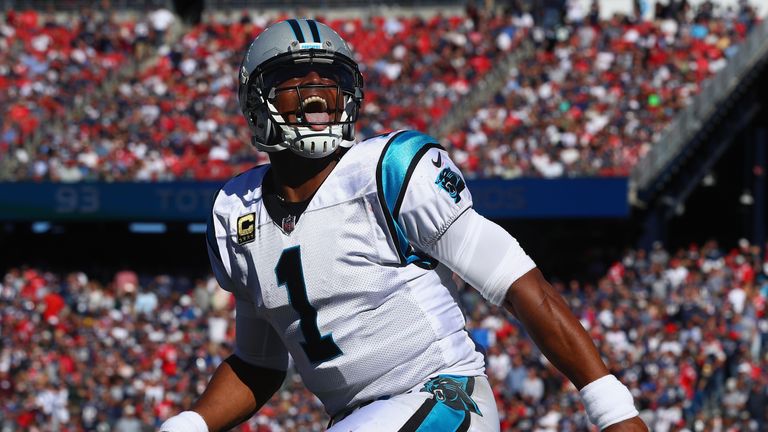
[397,142,647,431]
[503,269,648,432]
[425,211,647,431]
[427,214,647,432]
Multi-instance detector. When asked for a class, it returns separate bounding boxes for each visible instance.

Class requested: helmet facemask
[242,50,364,159]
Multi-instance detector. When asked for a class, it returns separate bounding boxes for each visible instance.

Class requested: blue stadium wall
[0,178,628,221]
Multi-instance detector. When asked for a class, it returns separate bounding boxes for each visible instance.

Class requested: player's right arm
[178,297,289,432]
[160,192,289,432]
[185,353,285,432]
[160,304,288,432]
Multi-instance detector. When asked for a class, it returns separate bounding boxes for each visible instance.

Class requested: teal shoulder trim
[375,130,443,267]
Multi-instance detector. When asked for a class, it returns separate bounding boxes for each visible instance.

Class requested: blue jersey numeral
[275,246,342,364]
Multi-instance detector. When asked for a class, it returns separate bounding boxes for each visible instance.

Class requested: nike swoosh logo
[431,152,442,167]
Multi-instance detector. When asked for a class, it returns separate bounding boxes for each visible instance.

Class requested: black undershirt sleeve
[224,354,286,407]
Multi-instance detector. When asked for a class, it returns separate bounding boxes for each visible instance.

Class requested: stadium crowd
[0,6,522,182]
[0,8,171,181]
[1,239,766,431]
[1,2,762,181]
[450,0,762,178]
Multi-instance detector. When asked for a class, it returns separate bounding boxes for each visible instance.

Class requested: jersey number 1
[276,246,343,364]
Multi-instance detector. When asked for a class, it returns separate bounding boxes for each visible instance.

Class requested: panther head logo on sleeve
[435,167,466,204]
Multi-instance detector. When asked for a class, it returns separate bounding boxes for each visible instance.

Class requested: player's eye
[263,64,352,90]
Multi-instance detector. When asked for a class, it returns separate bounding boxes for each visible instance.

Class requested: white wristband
[579,375,639,430]
[159,410,209,432]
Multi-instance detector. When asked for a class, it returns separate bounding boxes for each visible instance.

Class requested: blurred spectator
[135,286,159,316]
[114,404,144,432]
[505,354,527,397]
[521,368,545,403]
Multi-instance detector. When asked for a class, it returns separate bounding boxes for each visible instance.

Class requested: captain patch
[237,213,256,245]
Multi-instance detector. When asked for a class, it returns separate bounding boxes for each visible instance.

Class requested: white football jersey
[207,130,487,416]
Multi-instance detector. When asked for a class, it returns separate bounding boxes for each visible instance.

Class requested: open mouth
[302,95,330,130]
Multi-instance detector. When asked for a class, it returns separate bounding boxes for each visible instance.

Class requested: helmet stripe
[286,19,305,43]
[306,19,321,43]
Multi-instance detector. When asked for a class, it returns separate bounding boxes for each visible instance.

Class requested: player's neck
[268,149,341,202]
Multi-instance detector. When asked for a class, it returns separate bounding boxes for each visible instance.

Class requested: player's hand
[603,416,648,431]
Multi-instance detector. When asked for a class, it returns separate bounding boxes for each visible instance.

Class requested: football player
[160,19,648,432]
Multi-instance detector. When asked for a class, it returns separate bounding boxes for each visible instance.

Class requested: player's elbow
[502,267,551,316]
[225,354,286,405]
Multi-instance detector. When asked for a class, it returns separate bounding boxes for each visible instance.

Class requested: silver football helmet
[238,19,364,158]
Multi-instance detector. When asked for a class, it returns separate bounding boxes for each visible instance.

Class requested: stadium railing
[630,19,768,199]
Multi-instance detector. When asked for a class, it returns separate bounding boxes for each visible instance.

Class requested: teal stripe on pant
[398,375,478,432]
[415,402,467,432]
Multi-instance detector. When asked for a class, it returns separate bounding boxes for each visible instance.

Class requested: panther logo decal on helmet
[238,19,364,159]
[240,66,249,85]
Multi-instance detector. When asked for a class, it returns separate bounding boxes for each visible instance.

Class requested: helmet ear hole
[265,118,281,145]
[249,107,282,147]
[342,122,355,141]
[342,103,358,141]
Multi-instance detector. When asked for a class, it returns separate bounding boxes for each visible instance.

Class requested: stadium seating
[3,3,759,181]
[0,2,756,181]
[2,239,766,430]
[450,2,761,178]
[0,8,519,181]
